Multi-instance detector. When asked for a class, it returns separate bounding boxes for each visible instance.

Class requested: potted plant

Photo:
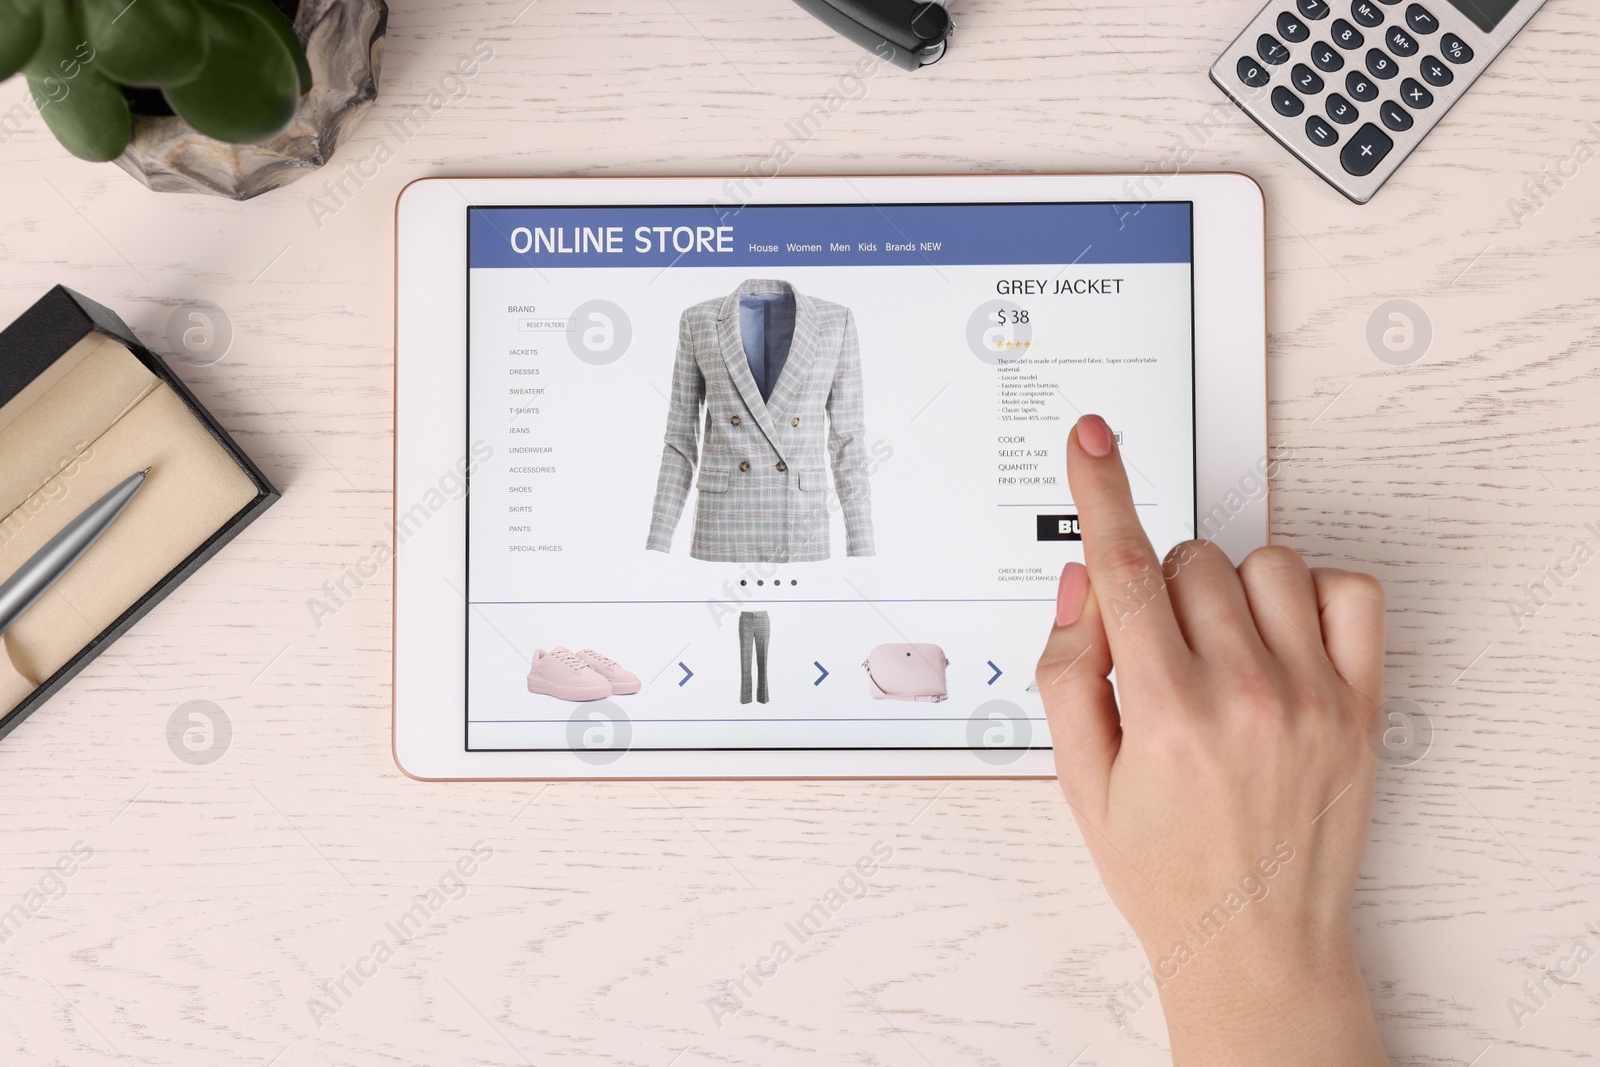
[0,0,386,199]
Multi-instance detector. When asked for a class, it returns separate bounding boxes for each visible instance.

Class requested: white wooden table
[2,2,1597,1064]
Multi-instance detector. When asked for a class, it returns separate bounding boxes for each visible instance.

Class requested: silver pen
[0,468,151,636]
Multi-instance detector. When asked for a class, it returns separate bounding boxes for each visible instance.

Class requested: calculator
[1211,0,1548,203]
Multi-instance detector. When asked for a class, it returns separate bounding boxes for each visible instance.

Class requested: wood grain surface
[1,1,1597,1064]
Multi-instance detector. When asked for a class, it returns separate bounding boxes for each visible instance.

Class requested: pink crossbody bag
[862,643,949,703]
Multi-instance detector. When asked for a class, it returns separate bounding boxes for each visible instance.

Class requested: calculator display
[1445,0,1519,33]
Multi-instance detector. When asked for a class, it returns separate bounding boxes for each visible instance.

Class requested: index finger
[1067,415,1189,670]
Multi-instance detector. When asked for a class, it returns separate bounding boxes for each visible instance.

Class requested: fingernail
[1056,562,1088,627]
[1076,415,1114,458]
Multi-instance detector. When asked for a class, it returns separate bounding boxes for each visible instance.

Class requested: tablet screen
[462,201,1194,753]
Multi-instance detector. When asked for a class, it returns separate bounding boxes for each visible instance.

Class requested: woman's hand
[1036,415,1391,1066]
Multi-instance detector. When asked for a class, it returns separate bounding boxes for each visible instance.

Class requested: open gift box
[0,287,278,740]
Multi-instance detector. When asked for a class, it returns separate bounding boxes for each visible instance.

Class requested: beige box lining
[0,334,259,712]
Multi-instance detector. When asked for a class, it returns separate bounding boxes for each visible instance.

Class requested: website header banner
[467,203,1192,269]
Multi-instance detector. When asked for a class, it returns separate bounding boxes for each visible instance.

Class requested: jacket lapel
[716,288,783,450]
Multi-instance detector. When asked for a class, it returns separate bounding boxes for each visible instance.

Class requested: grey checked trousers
[738,611,771,704]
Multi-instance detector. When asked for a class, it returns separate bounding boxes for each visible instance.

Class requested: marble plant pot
[114,0,388,200]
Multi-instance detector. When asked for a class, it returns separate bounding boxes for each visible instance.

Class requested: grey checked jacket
[646,280,875,563]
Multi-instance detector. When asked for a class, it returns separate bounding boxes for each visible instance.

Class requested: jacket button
[738,461,750,472]
[731,415,742,425]
[791,416,800,427]
[776,461,788,472]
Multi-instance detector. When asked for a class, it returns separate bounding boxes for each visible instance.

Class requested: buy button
[1036,514,1081,541]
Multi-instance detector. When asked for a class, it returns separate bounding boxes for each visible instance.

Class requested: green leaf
[209,0,311,94]
[22,0,129,160]
[0,0,45,83]
[28,67,131,161]
[81,0,210,87]
[163,0,300,144]
[21,0,82,81]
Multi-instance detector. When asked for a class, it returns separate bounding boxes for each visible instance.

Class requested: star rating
[994,340,1036,349]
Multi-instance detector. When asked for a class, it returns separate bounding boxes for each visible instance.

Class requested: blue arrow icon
[678,662,694,687]
[986,660,1002,685]
[814,661,829,686]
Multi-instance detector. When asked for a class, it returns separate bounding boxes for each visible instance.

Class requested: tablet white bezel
[394,174,1266,781]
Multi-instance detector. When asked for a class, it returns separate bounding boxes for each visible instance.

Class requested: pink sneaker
[574,649,640,695]
[526,648,612,701]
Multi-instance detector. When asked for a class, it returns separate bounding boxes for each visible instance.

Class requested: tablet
[394,175,1266,781]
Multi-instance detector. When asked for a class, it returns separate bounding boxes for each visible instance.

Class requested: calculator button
[1420,55,1454,85]
[1311,41,1346,71]
[1351,1,1384,27]
[1405,3,1438,33]
[1305,115,1340,146]
[1258,33,1291,65]
[1325,92,1359,123]
[1343,71,1375,100]
[1298,0,1332,19]
[1441,32,1474,63]
[1330,19,1365,49]
[1366,49,1398,78]
[1386,25,1419,56]
[1399,76,1433,107]
[1292,63,1326,94]
[1237,56,1271,87]
[1380,100,1414,131]
[1278,11,1311,42]
[1340,123,1394,175]
[1272,86,1306,116]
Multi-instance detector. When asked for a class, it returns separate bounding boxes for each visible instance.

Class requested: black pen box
[0,286,278,741]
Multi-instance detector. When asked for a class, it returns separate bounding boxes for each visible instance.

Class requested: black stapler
[791,0,953,70]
